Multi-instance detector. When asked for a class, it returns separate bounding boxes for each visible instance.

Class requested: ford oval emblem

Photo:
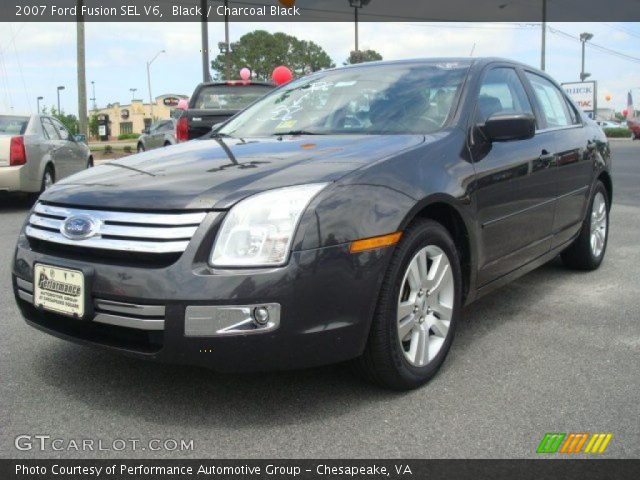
[61,215,100,240]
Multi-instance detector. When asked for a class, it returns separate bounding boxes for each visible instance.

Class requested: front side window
[219,62,470,137]
[475,68,533,124]
[525,73,572,128]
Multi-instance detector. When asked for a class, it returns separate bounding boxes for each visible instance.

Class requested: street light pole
[130,88,137,101]
[224,0,230,80]
[580,32,593,82]
[56,86,65,114]
[90,81,97,111]
[200,0,211,82]
[146,49,165,120]
[540,0,547,71]
[37,96,43,113]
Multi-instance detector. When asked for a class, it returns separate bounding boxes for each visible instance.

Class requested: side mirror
[481,113,535,142]
[142,128,150,134]
[211,123,222,132]
[73,134,86,143]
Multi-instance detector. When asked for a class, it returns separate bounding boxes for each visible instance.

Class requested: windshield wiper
[272,130,324,136]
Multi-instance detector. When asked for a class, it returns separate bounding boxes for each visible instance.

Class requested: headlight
[210,183,328,267]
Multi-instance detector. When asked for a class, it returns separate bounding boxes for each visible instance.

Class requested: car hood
[41,135,425,210]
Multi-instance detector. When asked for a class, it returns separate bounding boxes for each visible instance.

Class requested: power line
[547,26,640,65]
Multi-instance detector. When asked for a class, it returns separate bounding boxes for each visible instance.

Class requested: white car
[0,114,93,195]
[596,120,625,128]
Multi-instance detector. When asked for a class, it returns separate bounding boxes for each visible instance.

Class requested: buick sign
[61,215,100,240]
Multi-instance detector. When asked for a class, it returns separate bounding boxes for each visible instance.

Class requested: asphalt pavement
[1,140,638,459]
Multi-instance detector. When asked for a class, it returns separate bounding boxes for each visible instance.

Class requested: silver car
[136,119,176,153]
[0,114,93,195]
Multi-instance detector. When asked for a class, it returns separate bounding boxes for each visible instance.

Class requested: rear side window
[525,73,573,128]
[193,85,272,110]
[475,68,533,123]
[0,115,29,134]
[41,118,60,140]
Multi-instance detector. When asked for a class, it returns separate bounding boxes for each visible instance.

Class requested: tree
[48,106,80,136]
[212,30,335,81]
[344,49,383,65]
[88,114,99,138]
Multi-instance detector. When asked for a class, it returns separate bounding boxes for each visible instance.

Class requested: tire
[30,165,55,202]
[163,141,171,147]
[561,181,609,270]
[137,143,145,153]
[87,156,94,168]
[354,219,462,390]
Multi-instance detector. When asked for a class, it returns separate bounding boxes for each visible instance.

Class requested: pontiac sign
[562,81,597,116]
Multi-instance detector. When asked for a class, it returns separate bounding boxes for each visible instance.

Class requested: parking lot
[1,140,638,459]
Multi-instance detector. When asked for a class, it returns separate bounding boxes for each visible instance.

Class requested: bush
[117,133,140,140]
[123,146,132,154]
[103,145,113,154]
[603,127,631,138]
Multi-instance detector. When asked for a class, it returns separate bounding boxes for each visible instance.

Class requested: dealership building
[92,93,187,140]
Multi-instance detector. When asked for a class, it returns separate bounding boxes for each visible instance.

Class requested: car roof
[330,57,541,74]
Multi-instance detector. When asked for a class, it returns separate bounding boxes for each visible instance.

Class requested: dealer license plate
[33,264,85,318]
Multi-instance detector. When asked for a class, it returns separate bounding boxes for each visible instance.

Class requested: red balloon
[272,66,293,86]
[622,109,629,117]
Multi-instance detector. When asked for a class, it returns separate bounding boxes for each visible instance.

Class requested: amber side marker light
[350,232,403,253]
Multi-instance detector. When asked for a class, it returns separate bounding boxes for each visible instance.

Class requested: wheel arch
[399,195,475,304]
[597,170,613,209]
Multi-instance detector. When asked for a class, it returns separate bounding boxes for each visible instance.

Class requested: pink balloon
[272,66,293,85]
[177,98,189,110]
[240,68,251,81]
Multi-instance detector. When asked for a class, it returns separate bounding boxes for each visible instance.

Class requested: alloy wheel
[590,192,607,258]
[397,245,454,367]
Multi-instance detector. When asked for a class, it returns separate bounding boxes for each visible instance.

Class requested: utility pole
[540,0,546,71]
[580,32,593,81]
[76,0,88,136]
[200,0,211,82]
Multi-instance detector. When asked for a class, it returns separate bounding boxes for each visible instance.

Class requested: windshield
[0,115,29,135]
[192,85,273,111]
[219,62,470,137]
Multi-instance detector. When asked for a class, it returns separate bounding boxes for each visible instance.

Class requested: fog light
[253,307,270,326]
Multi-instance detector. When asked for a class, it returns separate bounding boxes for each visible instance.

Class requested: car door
[50,117,84,177]
[470,66,557,286]
[40,117,68,177]
[523,71,593,249]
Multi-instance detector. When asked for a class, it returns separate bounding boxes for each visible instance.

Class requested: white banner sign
[561,81,597,112]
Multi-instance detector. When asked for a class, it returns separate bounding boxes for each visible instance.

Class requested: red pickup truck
[176,81,274,141]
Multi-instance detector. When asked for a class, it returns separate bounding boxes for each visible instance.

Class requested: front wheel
[561,181,609,270]
[354,219,462,390]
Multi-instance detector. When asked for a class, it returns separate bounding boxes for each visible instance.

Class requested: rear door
[40,117,67,177]
[523,71,593,248]
[471,66,557,285]
[50,117,84,177]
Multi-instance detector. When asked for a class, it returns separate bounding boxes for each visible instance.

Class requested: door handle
[538,149,555,168]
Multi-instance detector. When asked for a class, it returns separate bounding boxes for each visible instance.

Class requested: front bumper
[12,215,391,372]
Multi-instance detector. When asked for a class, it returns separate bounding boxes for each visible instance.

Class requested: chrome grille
[26,203,209,254]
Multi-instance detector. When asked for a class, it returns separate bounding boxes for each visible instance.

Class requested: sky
[0,21,638,116]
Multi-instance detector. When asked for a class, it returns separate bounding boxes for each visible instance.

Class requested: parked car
[13,58,611,390]
[1,114,92,196]
[137,119,176,152]
[176,81,274,142]
[596,120,624,128]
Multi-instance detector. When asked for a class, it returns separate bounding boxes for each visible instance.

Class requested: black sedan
[13,58,611,390]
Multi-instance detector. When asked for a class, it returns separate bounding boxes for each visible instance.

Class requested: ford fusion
[13,58,611,390]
